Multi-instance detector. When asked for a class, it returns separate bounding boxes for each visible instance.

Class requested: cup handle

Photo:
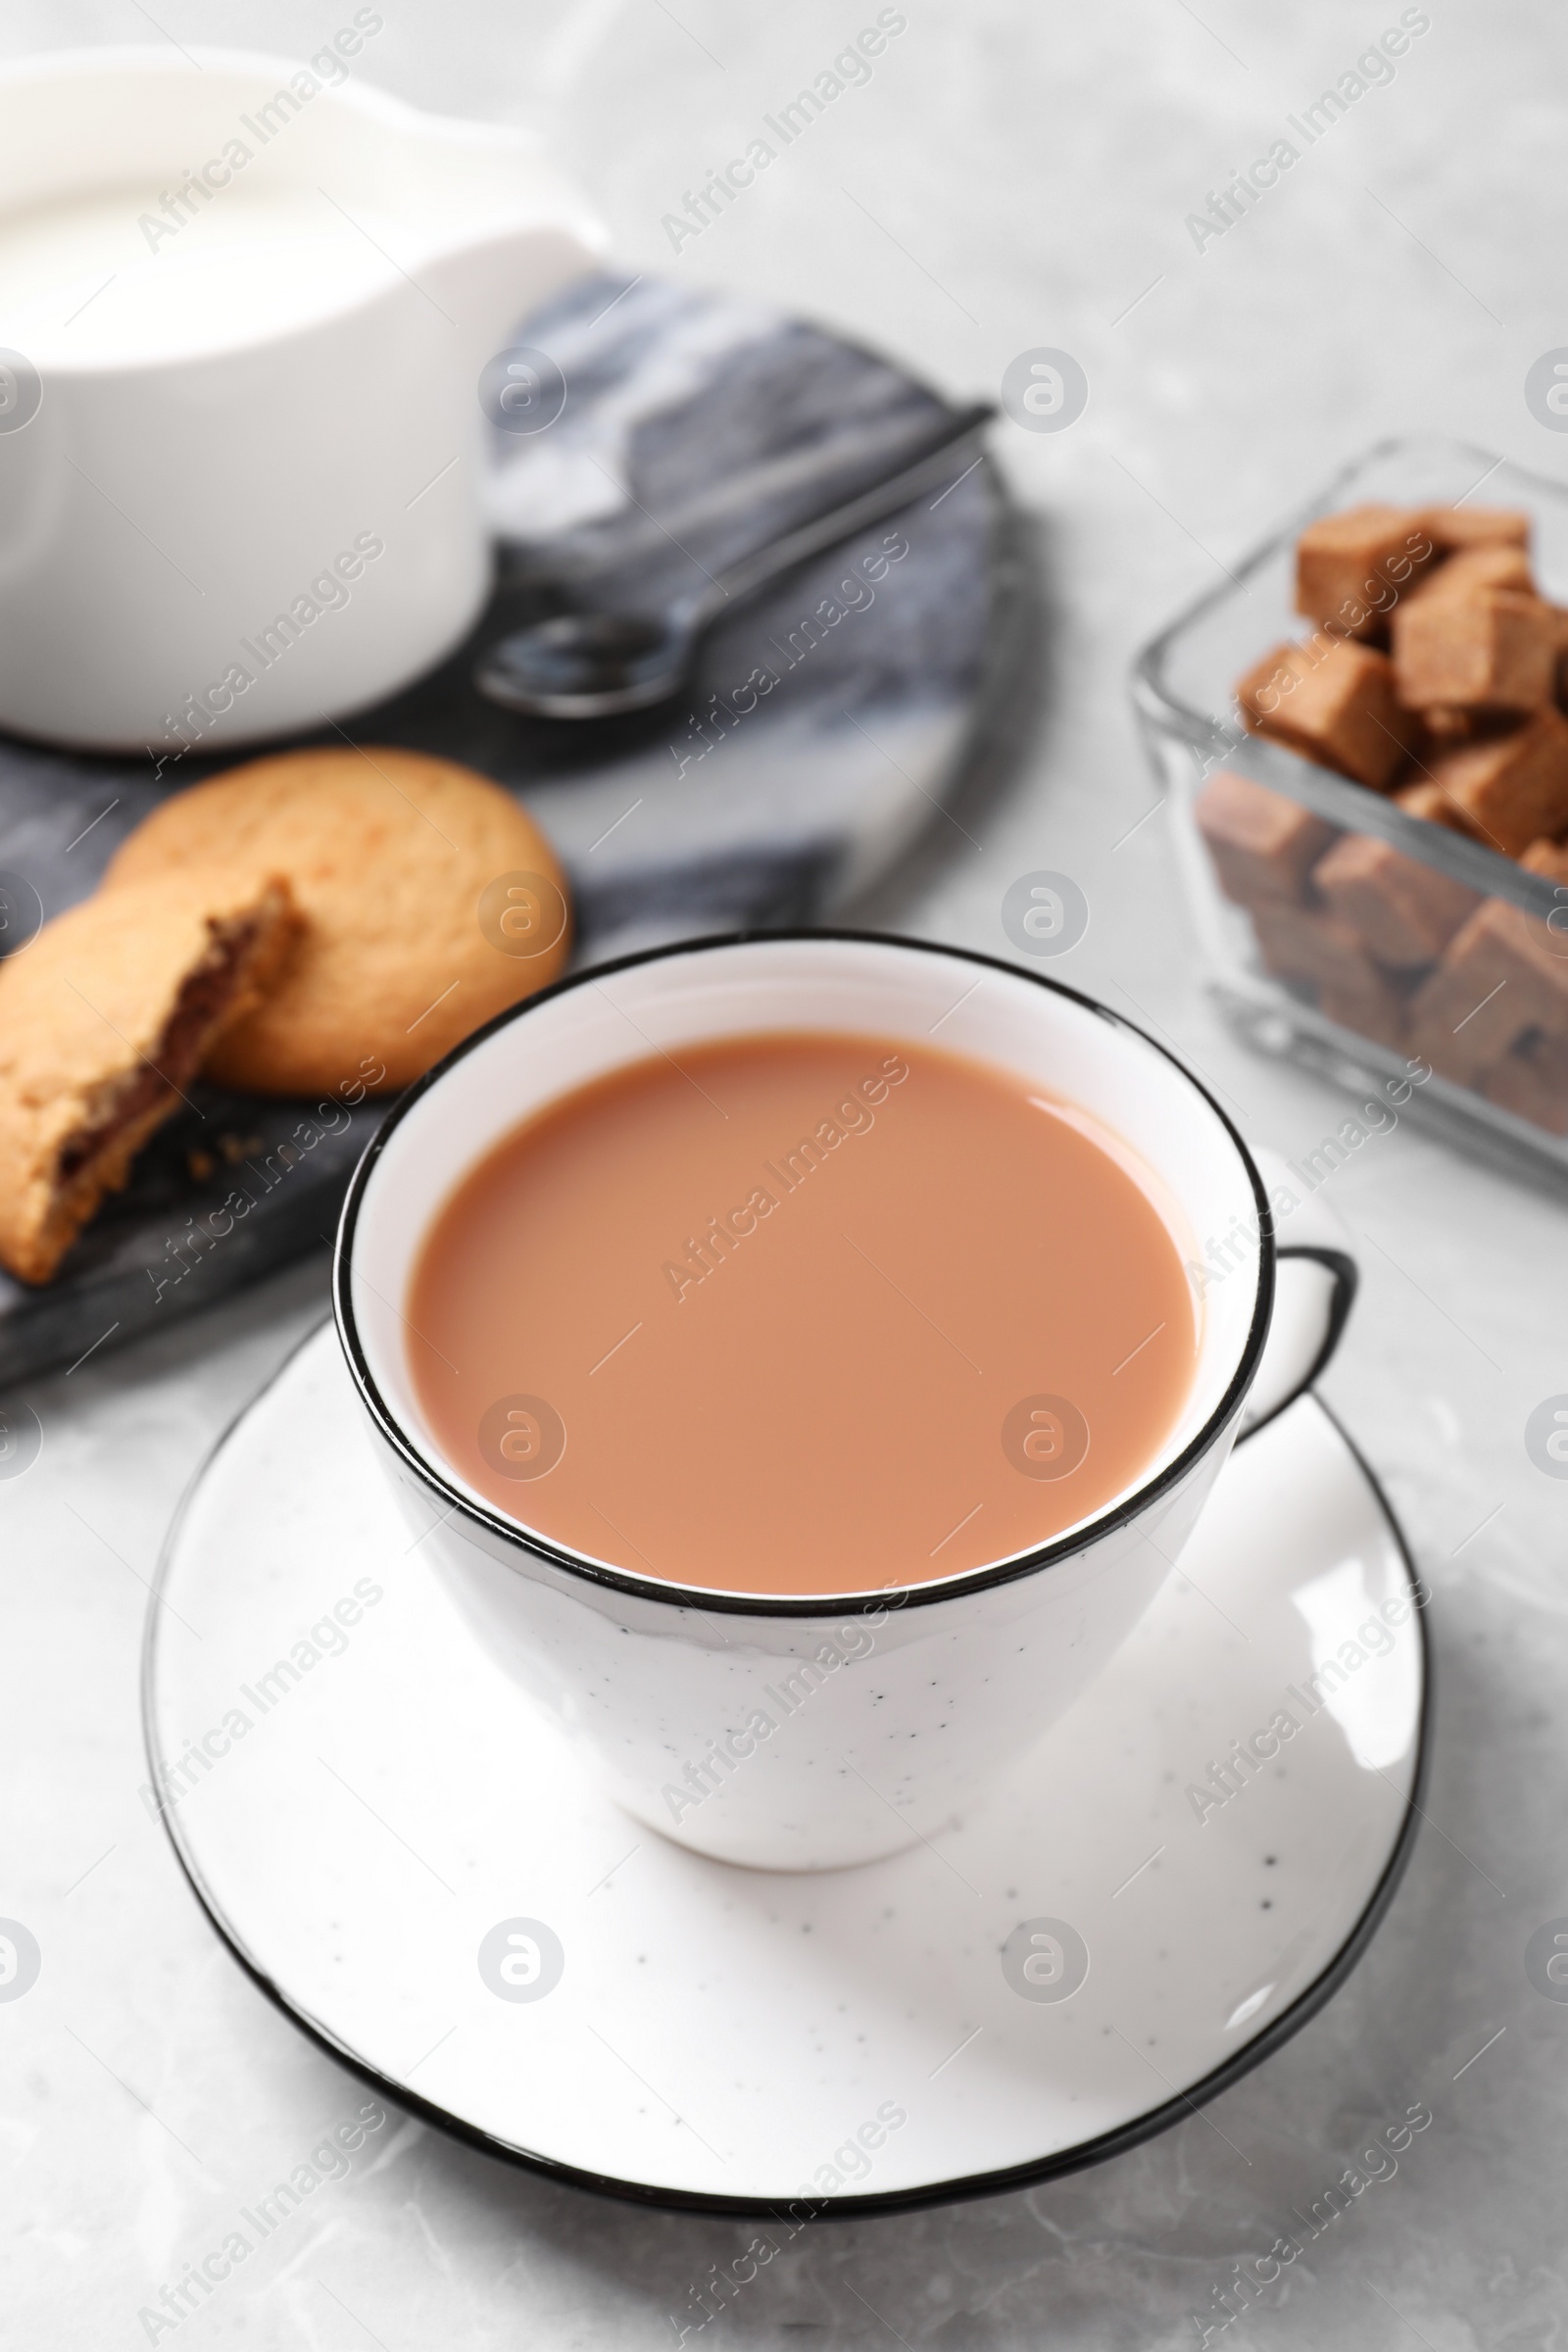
[1237,1247,1359,1441]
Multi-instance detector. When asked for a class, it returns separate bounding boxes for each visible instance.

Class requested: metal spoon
[473,400,996,720]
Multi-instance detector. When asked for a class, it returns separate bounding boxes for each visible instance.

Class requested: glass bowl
[1133,434,1568,1188]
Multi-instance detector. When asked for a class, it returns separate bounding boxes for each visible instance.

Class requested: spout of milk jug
[411,121,607,372]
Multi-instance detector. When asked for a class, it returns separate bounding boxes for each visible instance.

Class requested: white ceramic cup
[0,47,603,753]
[335,934,1352,1871]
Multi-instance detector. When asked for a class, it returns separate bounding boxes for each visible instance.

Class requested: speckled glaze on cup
[334,933,1342,1871]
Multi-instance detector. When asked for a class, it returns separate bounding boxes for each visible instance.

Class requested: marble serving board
[0,271,1029,1385]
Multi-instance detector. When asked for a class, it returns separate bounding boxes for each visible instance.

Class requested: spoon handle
[687,400,996,629]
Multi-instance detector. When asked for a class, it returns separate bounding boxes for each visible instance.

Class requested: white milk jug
[0,44,604,753]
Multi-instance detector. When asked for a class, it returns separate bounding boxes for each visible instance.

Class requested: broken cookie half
[0,872,300,1285]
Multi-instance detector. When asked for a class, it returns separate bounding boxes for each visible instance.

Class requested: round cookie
[104,748,570,1094]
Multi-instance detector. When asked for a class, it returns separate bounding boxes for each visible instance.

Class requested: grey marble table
[3,4,1565,2347]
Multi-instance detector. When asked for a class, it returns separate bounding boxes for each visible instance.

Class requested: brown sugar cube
[1238,638,1417,790]
[1407,898,1568,1083]
[1522,837,1568,884]
[1420,505,1531,555]
[1417,705,1494,745]
[1484,901,1568,1015]
[1194,769,1334,908]
[1482,1032,1568,1135]
[1251,899,1386,993]
[1395,778,1487,837]
[1518,837,1568,960]
[1312,831,1482,969]
[1296,506,1439,638]
[1319,976,1409,1052]
[1250,899,1409,1044]
[1426,709,1568,855]
[1546,606,1568,704]
[1402,541,1536,608]
[1392,584,1557,716]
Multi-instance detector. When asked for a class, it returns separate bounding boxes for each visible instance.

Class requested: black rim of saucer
[141,1354,1430,2221]
[329,928,1279,1618]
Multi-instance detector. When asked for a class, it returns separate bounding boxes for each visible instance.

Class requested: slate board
[0,271,1038,1384]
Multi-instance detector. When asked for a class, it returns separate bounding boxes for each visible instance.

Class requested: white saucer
[143,1323,1427,2215]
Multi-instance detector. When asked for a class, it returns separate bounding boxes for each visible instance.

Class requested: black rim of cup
[331,928,1277,1618]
